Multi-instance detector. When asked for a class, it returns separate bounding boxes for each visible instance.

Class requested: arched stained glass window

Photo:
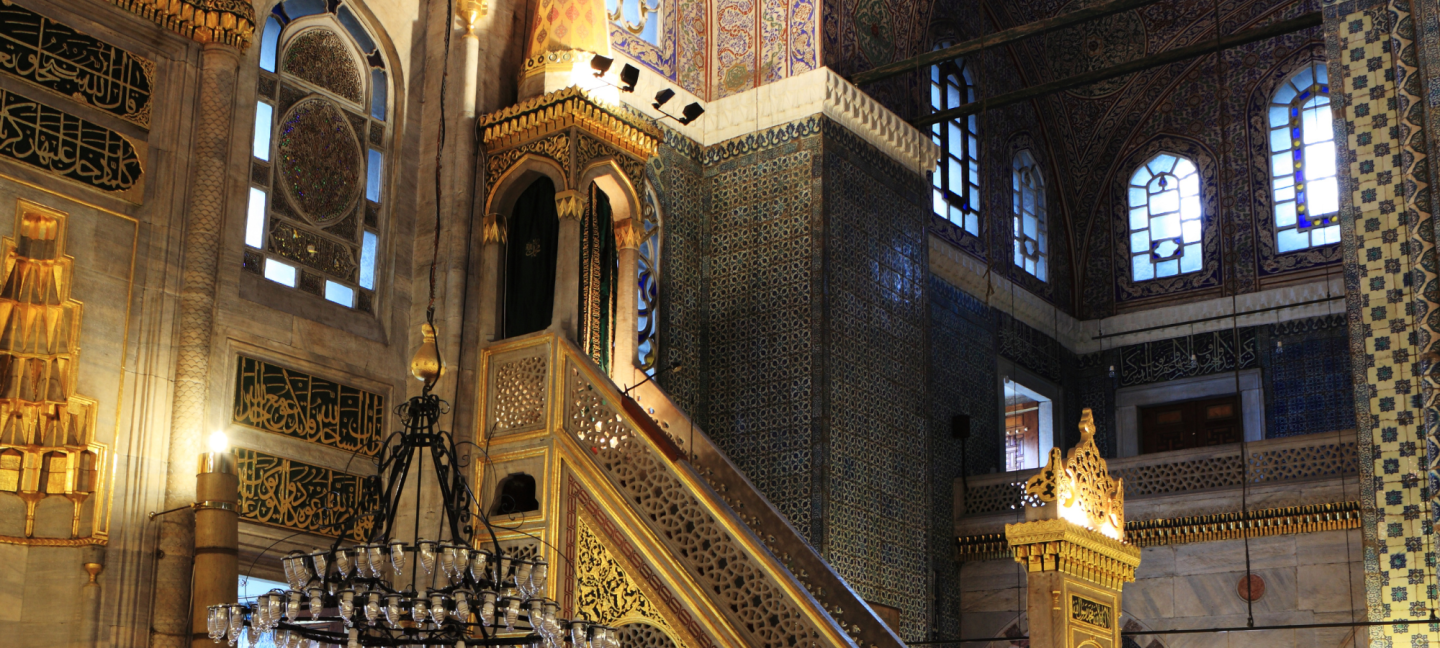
[1128,154,1202,281]
[245,1,391,313]
[1012,150,1046,281]
[930,48,980,236]
[1269,62,1338,252]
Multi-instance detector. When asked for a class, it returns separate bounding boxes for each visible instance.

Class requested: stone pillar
[478,212,506,344]
[191,451,238,648]
[1005,410,1140,648]
[154,41,241,648]
[551,190,584,342]
[611,218,642,389]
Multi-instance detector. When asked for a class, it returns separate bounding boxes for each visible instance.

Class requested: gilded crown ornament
[1019,408,1126,539]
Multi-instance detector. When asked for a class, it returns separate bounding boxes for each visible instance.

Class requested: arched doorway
[504,177,559,338]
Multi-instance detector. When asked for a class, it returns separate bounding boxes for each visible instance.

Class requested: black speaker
[951,414,971,440]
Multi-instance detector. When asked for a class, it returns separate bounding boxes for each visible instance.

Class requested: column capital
[482,213,507,245]
[555,190,585,221]
[613,219,646,250]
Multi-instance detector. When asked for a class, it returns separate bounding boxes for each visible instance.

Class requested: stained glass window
[1128,153,1202,281]
[1012,150,1046,281]
[606,0,662,45]
[247,1,389,313]
[930,47,980,237]
[1269,62,1338,252]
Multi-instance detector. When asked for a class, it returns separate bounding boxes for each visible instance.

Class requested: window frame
[1268,62,1339,253]
[245,9,391,315]
[1011,149,1047,282]
[1127,153,1204,282]
[929,52,981,237]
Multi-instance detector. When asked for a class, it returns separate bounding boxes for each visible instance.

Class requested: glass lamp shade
[389,541,407,576]
[307,587,324,619]
[339,590,355,626]
[430,594,448,624]
[418,540,438,575]
[367,545,385,579]
[469,550,489,582]
[364,591,381,625]
[335,549,353,578]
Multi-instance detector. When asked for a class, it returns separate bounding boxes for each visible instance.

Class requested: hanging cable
[429,0,455,330]
[1207,0,1255,627]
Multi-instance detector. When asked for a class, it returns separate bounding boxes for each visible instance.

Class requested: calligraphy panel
[232,355,386,455]
[0,5,153,128]
[235,448,374,541]
[0,88,142,196]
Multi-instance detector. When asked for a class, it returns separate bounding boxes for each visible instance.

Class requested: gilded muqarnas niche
[232,355,386,455]
[278,97,361,224]
[0,4,154,127]
[282,29,363,104]
[235,448,374,541]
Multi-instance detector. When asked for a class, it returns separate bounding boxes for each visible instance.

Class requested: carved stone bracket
[482,213,507,245]
[613,219,644,250]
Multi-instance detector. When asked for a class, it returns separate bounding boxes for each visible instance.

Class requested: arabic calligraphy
[232,356,386,455]
[0,88,141,192]
[0,5,153,127]
[1118,328,1256,387]
[235,448,374,541]
[1070,595,1112,629]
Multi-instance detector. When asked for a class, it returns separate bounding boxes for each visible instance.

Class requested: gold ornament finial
[410,322,444,387]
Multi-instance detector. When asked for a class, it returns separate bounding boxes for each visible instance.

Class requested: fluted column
[154,42,241,648]
[478,213,506,344]
[551,190,584,342]
[611,218,642,389]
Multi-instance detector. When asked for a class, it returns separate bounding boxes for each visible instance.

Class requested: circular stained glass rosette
[277,97,362,225]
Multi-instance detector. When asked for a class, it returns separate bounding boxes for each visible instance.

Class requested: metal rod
[1090,295,1338,340]
[910,618,1440,644]
[912,11,1323,128]
[849,0,1165,86]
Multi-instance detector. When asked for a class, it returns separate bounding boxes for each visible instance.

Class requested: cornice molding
[480,86,661,159]
[107,0,255,49]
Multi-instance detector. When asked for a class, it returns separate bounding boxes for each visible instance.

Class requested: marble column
[612,218,642,389]
[154,41,241,648]
[478,213,506,345]
[551,190,584,342]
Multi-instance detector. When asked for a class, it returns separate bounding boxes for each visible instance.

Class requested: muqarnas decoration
[0,200,105,542]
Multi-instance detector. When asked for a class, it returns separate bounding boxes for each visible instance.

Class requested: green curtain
[579,183,618,373]
[504,177,558,338]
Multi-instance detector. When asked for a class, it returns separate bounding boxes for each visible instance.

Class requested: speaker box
[951,414,971,440]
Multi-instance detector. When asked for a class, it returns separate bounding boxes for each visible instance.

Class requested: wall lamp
[590,56,638,92]
[652,88,705,125]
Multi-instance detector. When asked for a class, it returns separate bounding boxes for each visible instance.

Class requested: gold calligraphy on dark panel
[1070,595,1112,630]
[0,88,141,192]
[0,5,153,128]
[232,356,386,455]
[235,448,374,541]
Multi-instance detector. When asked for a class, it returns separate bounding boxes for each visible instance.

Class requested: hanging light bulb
[412,595,430,625]
[531,559,548,593]
[307,587,324,619]
[440,543,458,578]
[384,594,403,628]
[430,593,448,624]
[338,590,355,626]
[480,591,496,627]
[390,541,408,576]
[418,540,438,575]
[454,591,471,623]
[455,546,471,580]
[504,597,521,631]
[1276,339,1283,355]
[335,547,353,578]
[364,591,381,625]
[1188,352,1198,369]
[367,545,385,579]
[469,550,489,583]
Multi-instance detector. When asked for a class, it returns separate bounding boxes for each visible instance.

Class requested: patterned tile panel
[823,132,930,640]
[1323,0,1437,642]
[703,136,818,538]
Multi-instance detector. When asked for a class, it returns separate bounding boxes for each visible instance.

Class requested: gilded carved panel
[235,448,374,541]
[231,355,386,455]
[485,133,570,197]
[0,200,104,543]
[577,133,645,196]
[0,4,154,127]
[574,516,672,630]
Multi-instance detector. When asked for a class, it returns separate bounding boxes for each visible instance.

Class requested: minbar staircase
[477,332,904,648]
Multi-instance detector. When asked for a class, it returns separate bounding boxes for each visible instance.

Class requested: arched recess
[487,155,569,340]
[504,176,561,339]
[485,155,570,219]
[578,160,643,383]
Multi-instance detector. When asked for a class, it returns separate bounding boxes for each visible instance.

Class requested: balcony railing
[958,432,1358,517]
